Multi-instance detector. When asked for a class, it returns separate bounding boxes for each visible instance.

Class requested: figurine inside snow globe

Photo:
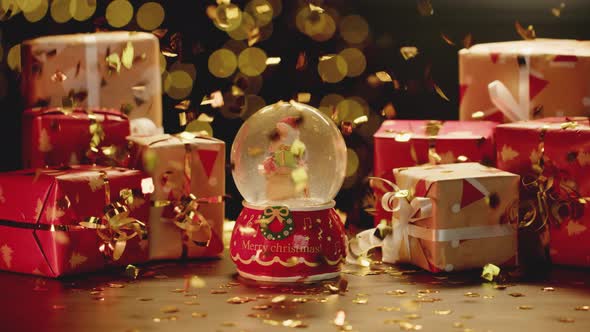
[230,100,348,282]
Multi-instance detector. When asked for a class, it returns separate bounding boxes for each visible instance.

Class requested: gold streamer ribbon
[79,171,147,261]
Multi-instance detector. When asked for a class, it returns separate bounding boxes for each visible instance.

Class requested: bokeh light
[227,11,255,41]
[339,15,369,44]
[185,120,213,136]
[22,0,47,22]
[69,0,96,22]
[208,48,238,78]
[319,93,344,118]
[240,94,266,119]
[238,47,267,77]
[50,0,72,23]
[245,0,273,27]
[296,6,337,42]
[213,3,242,32]
[335,98,365,123]
[7,44,21,72]
[137,2,165,31]
[169,62,196,81]
[165,70,193,100]
[106,0,133,28]
[346,148,359,177]
[317,54,347,83]
[339,48,366,77]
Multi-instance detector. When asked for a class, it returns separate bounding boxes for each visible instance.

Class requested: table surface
[1,222,590,332]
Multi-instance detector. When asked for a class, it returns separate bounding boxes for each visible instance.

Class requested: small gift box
[21,31,162,127]
[127,133,225,260]
[0,166,150,277]
[22,107,130,168]
[373,120,497,226]
[459,39,590,123]
[352,163,519,273]
[496,117,590,267]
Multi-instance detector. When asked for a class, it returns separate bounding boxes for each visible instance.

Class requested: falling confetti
[481,263,500,281]
[515,21,536,40]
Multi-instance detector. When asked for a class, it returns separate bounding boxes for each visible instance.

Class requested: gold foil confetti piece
[326,284,339,294]
[515,21,536,40]
[108,283,125,288]
[418,289,439,294]
[297,92,311,103]
[192,312,207,318]
[90,291,102,295]
[309,3,325,13]
[283,319,307,328]
[464,292,480,297]
[122,42,134,69]
[509,293,524,297]
[441,33,455,46]
[210,289,228,294]
[483,295,494,299]
[263,319,281,326]
[271,295,287,303]
[375,71,393,82]
[51,70,67,82]
[352,297,368,304]
[387,289,407,296]
[575,305,589,311]
[221,322,236,327]
[227,296,255,304]
[400,46,419,60]
[292,298,308,303]
[435,310,453,315]
[558,317,575,323]
[481,263,500,282]
[248,313,271,319]
[542,287,555,292]
[266,57,281,65]
[333,310,346,326]
[93,296,105,301]
[405,314,421,320]
[493,285,508,290]
[400,321,423,331]
[253,304,271,310]
[434,84,450,101]
[518,305,533,310]
[161,305,179,313]
[171,289,185,293]
[551,3,565,17]
[256,294,271,299]
[183,301,199,305]
[378,306,401,312]
[106,53,121,73]
[453,322,464,328]
[124,265,140,279]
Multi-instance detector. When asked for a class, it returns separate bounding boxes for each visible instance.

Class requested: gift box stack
[0,32,226,277]
[358,38,590,272]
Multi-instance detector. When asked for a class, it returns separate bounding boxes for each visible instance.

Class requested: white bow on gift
[487,54,531,122]
[350,178,432,264]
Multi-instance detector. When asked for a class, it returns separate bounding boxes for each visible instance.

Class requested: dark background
[1,0,589,225]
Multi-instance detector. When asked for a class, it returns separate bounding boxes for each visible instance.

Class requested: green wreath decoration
[258,206,295,240]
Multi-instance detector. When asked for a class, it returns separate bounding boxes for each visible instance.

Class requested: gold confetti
[441,33,455,46]
[121,42,134,69]
[282,319,307,328]
[515,21,536,40]
[352,297,368,304]
[462,33,473,48]
[406,314,421,320]
[253,304,271,310]
[161,305,179,313]
[108,283,125,288]
[297,92,311,103]
[464,292,480,297]
[266,57,281,65]
[124,264,140,280]
[434,84,450,101]
[542,287,555,292]
[184,301,199,305]
[509,293,525,297]
[263,319,281,326]
[400,46,419,60]
[453,322,464,328]
[551,3,566,17]
[378,306,401,312]
[192,312,207,318]
[558,317,575,323]
[188,276,206,289]
[51,71,67,82]
[333,310,346,326]
[210,289,228,294]
[481,263,500,281]
[227,296,254,304]
[434,310,453,315]
[387,289,407,296]
[575,305,590,311]
[271,295,287,303]
[518,305,533,310]
[375,71,392,82]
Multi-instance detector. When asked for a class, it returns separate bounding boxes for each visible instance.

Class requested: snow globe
[229,100,348,282]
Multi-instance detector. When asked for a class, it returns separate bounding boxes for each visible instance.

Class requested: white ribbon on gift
[487,54,531,122]
[350,178,515,265]
[83,34,100,107]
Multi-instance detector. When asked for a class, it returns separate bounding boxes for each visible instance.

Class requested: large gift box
[22,107,130,168]
[0,166,150,277]
[352,163,519,272]
[459,39,590,123]
[21,31,162,127]
[373,120,497,226]
[496,117,590,267]
[127,133,225,260]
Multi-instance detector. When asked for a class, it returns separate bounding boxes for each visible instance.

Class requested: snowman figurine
[260,115,309,202]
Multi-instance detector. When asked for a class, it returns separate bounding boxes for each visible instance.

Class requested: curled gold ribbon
[79,171,147,261]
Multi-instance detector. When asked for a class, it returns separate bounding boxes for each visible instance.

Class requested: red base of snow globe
[230,201,347,282]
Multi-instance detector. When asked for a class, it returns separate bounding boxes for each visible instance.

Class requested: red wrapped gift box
[496,117,590,267]
[22,107,130,168]
[0,166,150,277]
[373,120,497,226]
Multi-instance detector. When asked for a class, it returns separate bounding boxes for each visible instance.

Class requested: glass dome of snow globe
[229,101,348,283]
[231,100,347,209]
